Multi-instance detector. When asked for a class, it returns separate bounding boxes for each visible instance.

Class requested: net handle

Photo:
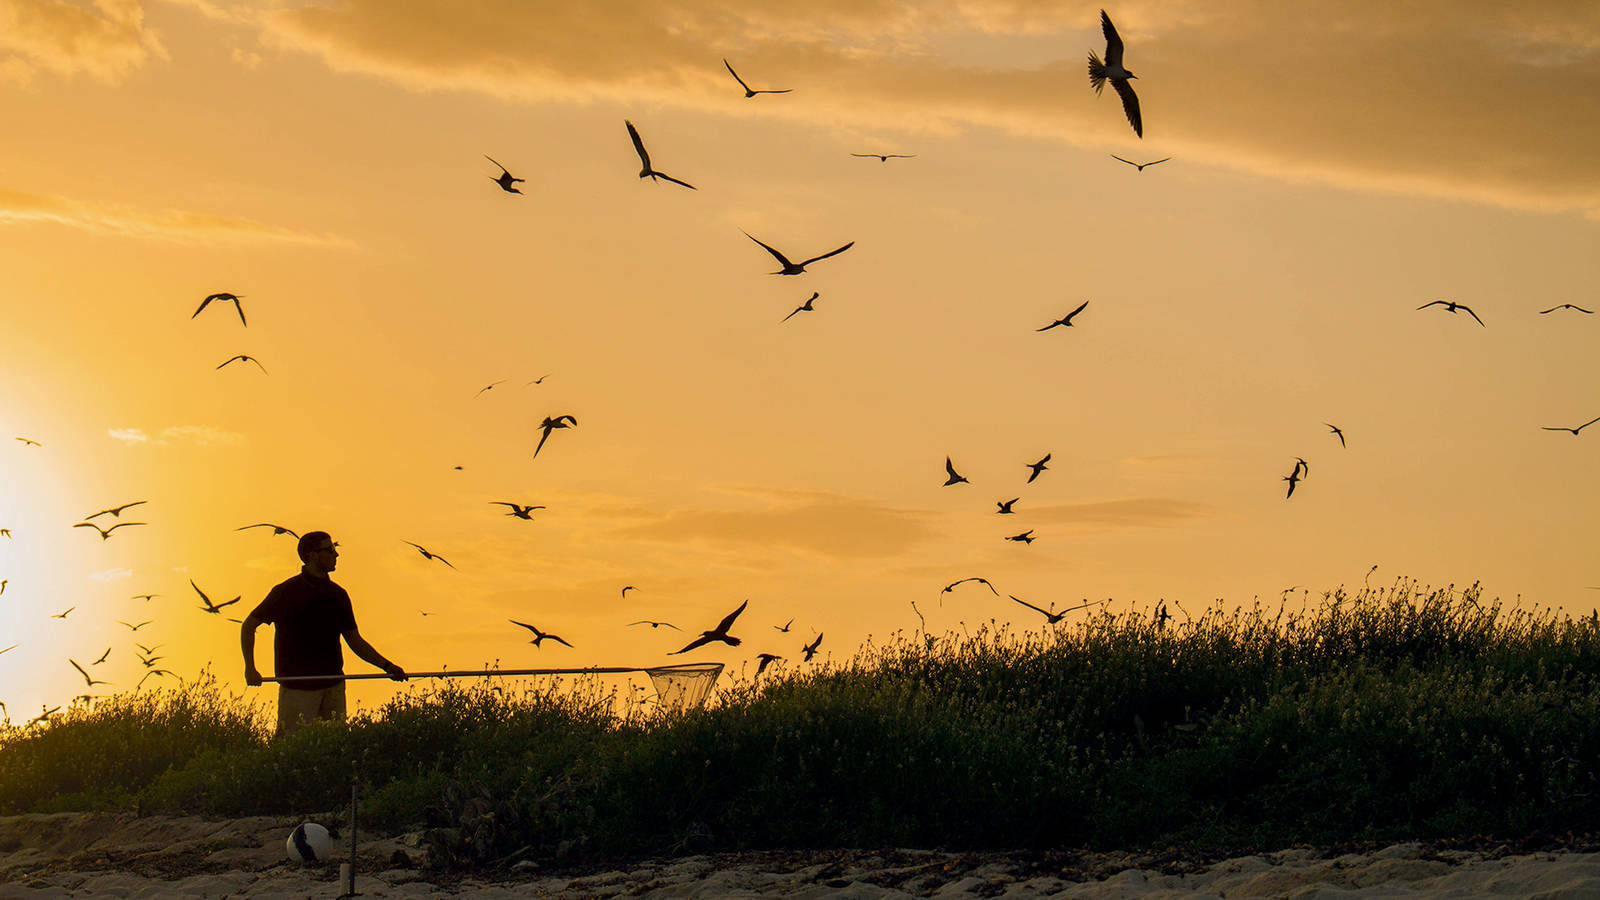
[261,663,721,684]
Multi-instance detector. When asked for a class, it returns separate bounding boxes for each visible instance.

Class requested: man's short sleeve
[336,587,357,634]
[250,584,286,624]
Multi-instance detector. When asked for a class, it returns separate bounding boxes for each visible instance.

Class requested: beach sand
[3,812,1600,898]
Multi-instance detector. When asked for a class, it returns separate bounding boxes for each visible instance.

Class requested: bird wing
[798,241,855,267]
[1100,9,1125,67]
[74,522,107,536]
[755,88,793,94]
[744,232,794,268]
[533,424,553,458]
[549,634,574,647]
[485,155,510,174]
[673,634,714,654]
[1064,299,1090,322]
[113,501,147,515]
[509,619,540,634]
[214,596,241,609]
[945,456,960,478]
[713,598,749,634]
[192,297,212,318]
[1417,300,1447,310]
[653,171,697,190]
[1463,306,1485,326]
[1145,157,1172,167]
[723,59,750,91]
[70,659,90,682]
[1110,154,1137,166]
[1579,416,1600,431]
[1112,77,1142,137]
[1011,595,1051,616]
[625,120,651,170]
[233,298,247,327]
[781,305,804,322]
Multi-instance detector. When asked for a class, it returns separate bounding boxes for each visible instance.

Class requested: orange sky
[1,0,1597,723]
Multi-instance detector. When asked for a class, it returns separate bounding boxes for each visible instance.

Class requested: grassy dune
[3,579,1598,866]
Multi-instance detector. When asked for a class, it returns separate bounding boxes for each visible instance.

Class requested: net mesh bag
[645,663,723,711]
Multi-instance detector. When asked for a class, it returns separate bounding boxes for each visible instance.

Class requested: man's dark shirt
[250,569,357,692]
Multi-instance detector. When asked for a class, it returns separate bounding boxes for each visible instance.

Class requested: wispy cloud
[612,488,937,559]
[107,428,148,444]
[109,425,241,446]
[89,567,133,581]
[0,187,354,246]
[207,0,1600,216]
[0,0,167,84]
[1026,497,1212,530]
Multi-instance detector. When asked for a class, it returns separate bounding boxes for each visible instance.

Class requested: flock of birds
[4,10,1597,724]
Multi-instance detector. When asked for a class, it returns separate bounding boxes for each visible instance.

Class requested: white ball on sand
[286,822,332,863]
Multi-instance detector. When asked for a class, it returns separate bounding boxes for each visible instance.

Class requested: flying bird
[137,669,175,689]
[1293,457,1309,479]
[1543,416,1600,436]
[723,59,791,97]
[744,232,855,276]
[0,644,15,655]
[236,523,299,539]
[117,619,153,632]
[74,521,146,540]
[14,437,41,446]
[217,355,267,373]
[403,541,455,569]
[996,498,1019,514]
[191,579,241,615]
[1004,530,1036,544]
[527,374,550,385]
[85,501,147,520]
[621,585,636,598]
[782,292,819,322]
[0,529,10,538]
[624,120,696,190]
[1037,300,1090,331]
[1283,467,1301,499]
[1012,596,1072,624]
[0,579,6,596]
[491,501,546,519]
[942,577,999,599]
[475,380,507,397]
[534,414,578,459]
[774,618,794,633]
[509,619,573,648]
[1088,9,1142,138]
[943,456,969,486]
[851,153,916,162]
[51,605,75,618]
[801,633,824,662]
[91,646,111,665]
[672,599,748,654]
[1326,423,1345,448]
[1025,454,1051,484]
[1539,304,1593,314]
[1417,299,1484,326]
[628,620,679,631]
[193,292,247,326]
[69,659,109,687]
[485,156,525,194]
[1111,155,1170,170]
[755,653,783,676]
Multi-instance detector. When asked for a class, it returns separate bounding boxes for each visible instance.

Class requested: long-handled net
[262,662,725,712]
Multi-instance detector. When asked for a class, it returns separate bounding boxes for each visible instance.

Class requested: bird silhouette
[74,521,146,540]
[51,605,75,618]
[485,156,524,194]
[1025,453,1051,484]
[1293,457,1309,479]
[132,594,160,602]
[1088,9,1142,137]
[1326,423,1345,448]
[0,529,9,538]
[0,579,6,596]
[1004,530,1036,544]
[1542,416,1600,436]
[236,523,299,538]
[1417,299,1484,326]
[1037,300,1090,331]
[534,414,578,458]
[491,502,546,519]
[137,669,175,689]
[117,619,153,632]
[217,355,267,373]
[774,618,794,633]
[69,659,109,687]
[942,577,999,600]
[1111,155,1170,170]
[475,380,506,396]
[782,292,819,322]
[510,619,573,648]
[723,59,791,97]
[91,646,111,665]
[851,153,916,162]
[1012,595,1071,624]
[755,652,783,675]
[403,541,455,568]
[943,456,969,486]
[801,632,824,662]
[0,644,15,655]
[85,501,147,520]
[672,599,748,653]
[743,232,854,276]
[625,120,696,190]
[193,292,247,326]
[14,437,41,446]
[1283,468,1301,498]
[527,374,550,385]
[191,579,241,615]
[1539,304,1592,314]
[621,585,636,598]
[996,498,1019,514]
[628,620,679,630]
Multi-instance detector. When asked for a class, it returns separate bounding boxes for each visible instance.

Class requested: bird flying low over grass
[510,619,573,648]
[490,501,546,519]
[485,156,524,194]
[403,541,455,568]
[755,653,783,676]
[673,599,748,654]
[236,523,299,538]
[85,501,146,520]
[625,120,696,190]
[1037,300,1090,331]
[74,521,145,540]
[1417,299,1484,326]
[1012,596,1070,624]
[723,59,791,97]
[534,415,577,459]
[69,659,110,687]
[801,632,824,662]
[943,456,969,486]
[1542,416,1600,436]
[1111,155,1170,170]
[1089,9,1142,138]
[743,232,855,275]
[193,292,247,326]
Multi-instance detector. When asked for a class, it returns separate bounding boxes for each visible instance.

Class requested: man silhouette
[241,532,406,736]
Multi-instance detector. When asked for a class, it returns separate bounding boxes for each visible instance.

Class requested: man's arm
[241,612,266,686]
[343,628,407,680]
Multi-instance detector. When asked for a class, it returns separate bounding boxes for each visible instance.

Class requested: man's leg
[277,685,322,738]
[317,682,347,723]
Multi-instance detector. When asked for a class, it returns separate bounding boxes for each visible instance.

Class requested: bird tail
[1087,52,1107,94]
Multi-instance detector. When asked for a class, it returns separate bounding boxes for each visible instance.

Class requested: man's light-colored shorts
[276,682,346,737]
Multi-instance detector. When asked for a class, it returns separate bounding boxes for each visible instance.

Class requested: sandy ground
[3,813,1600,898]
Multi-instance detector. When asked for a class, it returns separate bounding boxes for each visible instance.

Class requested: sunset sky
[1,0,1597,723]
